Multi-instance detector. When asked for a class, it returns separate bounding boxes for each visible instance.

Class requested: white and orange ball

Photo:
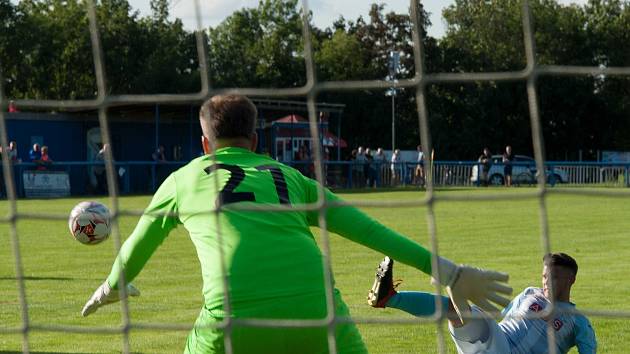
[68,201,111,245]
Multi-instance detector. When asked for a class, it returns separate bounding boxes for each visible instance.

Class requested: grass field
[1,188,628,353]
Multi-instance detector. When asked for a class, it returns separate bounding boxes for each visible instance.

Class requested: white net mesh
[2,0,630,353]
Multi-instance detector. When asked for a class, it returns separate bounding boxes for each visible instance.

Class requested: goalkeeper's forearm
[321,200,433,275]
[106,215,169,289]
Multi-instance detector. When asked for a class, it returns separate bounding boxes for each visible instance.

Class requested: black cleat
[367,256,400,308]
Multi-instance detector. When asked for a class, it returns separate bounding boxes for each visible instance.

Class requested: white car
[471,155,567,186]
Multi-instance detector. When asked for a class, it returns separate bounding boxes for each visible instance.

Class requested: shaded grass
[1,188,628,352]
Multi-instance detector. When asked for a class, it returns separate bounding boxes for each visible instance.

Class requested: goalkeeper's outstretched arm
[306,180,512,315]
[81,175,179,317]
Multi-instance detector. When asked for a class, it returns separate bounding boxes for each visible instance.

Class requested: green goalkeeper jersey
[107,147,433,314]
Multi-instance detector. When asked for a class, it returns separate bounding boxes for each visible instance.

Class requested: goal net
[2,0,629,353]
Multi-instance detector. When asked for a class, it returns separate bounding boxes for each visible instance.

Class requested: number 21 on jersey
[204,164,291,207]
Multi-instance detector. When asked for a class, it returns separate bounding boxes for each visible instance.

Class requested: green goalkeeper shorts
[184,289,368,354]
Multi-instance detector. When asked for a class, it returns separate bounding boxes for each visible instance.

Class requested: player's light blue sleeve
[304,178,432,275]
[106,174,180,289]
[387,292,450,317]
[575,315,597,354]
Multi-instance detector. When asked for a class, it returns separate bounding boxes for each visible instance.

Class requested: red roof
[323,131,347,148]
[275,114,307,123]
[273,114,347,148]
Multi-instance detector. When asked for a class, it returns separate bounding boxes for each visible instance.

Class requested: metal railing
[2,1,630,353]
[5,161,186,197]
[288,160,630,189]
[6,160,630,198]
[8,159,625,198]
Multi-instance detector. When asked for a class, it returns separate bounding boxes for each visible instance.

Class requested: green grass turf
[0,188,628,353]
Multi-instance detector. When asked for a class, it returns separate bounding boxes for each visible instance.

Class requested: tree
[0,0,22,95]
[314,30,368,81]
[2,0,628,160]
[434,0,630,159]
[7,0,97,99]
[150,0,168,24]
[206,0,305,88]
[316,1,438,150]
[133,4,199,94]
[96,0,145,94]
[3,0,199,98]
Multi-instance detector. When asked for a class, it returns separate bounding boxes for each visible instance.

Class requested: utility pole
[386,51,401,152]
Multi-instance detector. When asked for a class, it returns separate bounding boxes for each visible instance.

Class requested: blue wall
[6,113,202,162]
[6,112,202,196]
[7,116,87,161]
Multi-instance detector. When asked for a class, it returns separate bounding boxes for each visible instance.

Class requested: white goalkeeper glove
[434,257,512,323]
[81,281,140,317]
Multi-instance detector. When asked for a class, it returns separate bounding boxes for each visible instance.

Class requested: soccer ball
[68,201,111,245]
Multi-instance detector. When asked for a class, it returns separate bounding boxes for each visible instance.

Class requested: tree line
[1,0,629,160]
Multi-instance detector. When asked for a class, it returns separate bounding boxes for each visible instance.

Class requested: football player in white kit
[368,253,596,353]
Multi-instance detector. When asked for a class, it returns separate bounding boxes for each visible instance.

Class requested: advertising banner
[22,170,71,198]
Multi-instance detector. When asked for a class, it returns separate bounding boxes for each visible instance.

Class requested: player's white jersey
[499,287,596,354]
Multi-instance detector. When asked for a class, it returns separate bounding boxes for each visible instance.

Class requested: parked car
[471,155,567,186]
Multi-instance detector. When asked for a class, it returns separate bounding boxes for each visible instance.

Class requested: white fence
[430,162,630,187]
[557,165,628,186]
[308,161,630,188]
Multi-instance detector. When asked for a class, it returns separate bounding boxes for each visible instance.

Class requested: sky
[128,0,588,38]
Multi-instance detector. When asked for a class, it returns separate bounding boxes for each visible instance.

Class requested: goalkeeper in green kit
[82,95,512,354]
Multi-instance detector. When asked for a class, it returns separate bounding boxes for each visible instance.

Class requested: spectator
[8,100,18,113]
[29,143,41,163]
[295,144,311,177]
[374,148,387,186]
[346,149,358,188]
[478,147,492,186]
[94,143,109,194]
[374,148,386,163]
[354,146,366,187]
[502,145,514,187]
[1,140,19,199]
[173,145,183,161]
[365,148,375,188]
[390,149,401,186]
[413,145,425,186]
[94,143,126,194]
[152,145,167,162]
[349,149,357,162]
[37,145,53,171]
[323,147,330,186]
[7,141,20,163]
[152,145,169,186]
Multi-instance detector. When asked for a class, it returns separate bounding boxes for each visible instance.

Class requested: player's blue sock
[385,291,450,317]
